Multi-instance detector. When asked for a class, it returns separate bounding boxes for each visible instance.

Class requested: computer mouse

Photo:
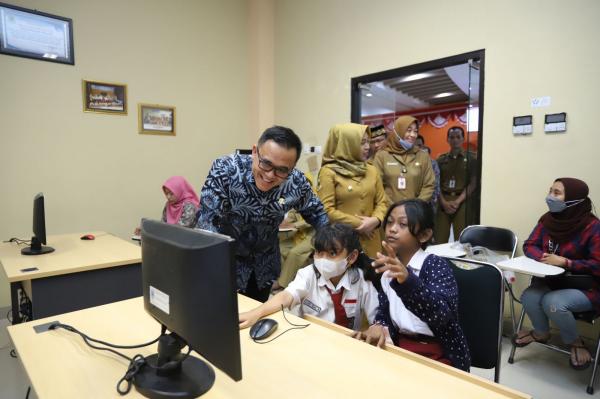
[80,234,95,240]
[249,318,278,340]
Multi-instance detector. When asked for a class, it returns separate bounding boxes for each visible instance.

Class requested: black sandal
[570,343,592,371]
[512,330,549,348]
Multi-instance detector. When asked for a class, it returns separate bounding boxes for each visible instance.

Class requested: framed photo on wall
[0,2,74,65]
[82,80,127,115]
[138,103,176,135]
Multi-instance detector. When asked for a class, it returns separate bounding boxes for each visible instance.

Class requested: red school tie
[325,286,349,328]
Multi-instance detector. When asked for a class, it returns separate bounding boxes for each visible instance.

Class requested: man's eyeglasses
[256,148,291,179]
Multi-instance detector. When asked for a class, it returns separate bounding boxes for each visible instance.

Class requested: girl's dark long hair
[383,199,434,249]
[313,223,380,287]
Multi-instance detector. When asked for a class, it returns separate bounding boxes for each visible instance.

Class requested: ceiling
[360,62,480,116]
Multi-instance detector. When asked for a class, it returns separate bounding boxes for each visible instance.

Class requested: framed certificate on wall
[0,2,74,65]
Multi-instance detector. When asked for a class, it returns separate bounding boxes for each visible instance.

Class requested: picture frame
[0,2,74,65]
[82,80,127,115]
[138,103,176,135]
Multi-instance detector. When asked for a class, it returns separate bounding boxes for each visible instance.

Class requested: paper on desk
[425,242,466,258]
[497,256,565,277]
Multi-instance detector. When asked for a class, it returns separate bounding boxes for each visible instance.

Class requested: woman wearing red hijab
[514,178,600,370]
[161,176,200,227]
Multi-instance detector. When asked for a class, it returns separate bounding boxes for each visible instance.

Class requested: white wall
[0,0,251,307]
[273,0,600,247]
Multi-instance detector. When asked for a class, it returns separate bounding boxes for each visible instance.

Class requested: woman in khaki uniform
[317,123,389,258]
[373,116,435,204]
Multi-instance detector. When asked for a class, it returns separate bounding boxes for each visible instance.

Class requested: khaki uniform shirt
[436,150,477,195]
[372,149,435,203]
[317,164,389,258]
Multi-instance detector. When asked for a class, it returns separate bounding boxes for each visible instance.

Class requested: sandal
[570,343,592,371]
[512,330,549,348]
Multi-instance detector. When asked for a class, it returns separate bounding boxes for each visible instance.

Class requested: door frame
[350,49,485,224]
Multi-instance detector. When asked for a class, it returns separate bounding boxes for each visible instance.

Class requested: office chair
[508,293,600,394]
[458,225,519,334]
[445,257,504,383]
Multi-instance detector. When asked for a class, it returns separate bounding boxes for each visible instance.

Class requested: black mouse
[80,234,95,240]
[249,318,278,340]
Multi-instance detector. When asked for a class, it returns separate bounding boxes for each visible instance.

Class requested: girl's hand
[371,241,409,283]
[238,310,261,329]
[352,324,386,348]
[541,253,568,268]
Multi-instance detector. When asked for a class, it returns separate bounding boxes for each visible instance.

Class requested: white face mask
[314,256,349,281]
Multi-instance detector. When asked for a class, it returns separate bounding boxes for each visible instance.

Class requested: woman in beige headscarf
[317,123,389,258]
[372,116,435,203]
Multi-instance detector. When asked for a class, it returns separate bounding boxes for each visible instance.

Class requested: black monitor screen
[140,220,242,390]
[21,193,54,255]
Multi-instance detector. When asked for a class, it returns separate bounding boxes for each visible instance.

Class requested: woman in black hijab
[514,178,600,370]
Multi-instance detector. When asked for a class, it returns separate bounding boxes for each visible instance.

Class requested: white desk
[7,296,531,399]
[497,256,564,278]
[0,232,142,323]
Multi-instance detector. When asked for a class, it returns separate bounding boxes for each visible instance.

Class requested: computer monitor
[137,219,242,398]
[21,193,55,256]
[235,149,252,155]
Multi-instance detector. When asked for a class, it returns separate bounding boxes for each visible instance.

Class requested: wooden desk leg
[10,282,22,324]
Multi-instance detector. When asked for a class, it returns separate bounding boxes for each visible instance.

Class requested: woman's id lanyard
[397,176,406,189]
[397,166,408,190]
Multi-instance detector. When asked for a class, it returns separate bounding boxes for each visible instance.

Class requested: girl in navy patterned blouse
[514,178,600,370]
[353,199,470,371]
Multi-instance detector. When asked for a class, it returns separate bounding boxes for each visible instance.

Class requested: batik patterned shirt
[197,154,328,290]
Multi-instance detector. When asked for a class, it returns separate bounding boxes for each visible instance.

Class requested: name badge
[449,178,456,189]
[398,176,406,190]
[302,298,322,313]
[386,162,399,166]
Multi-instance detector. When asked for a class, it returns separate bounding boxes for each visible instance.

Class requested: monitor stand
[21,237,54,255]
[134,333,215,399]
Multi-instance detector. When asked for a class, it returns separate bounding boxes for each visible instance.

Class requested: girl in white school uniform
[239,223,379,330]
[354,199,471,371]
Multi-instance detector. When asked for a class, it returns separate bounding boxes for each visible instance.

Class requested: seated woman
[353,199,470,371]
[275,209,315,291]
[514,177,600,370]
[239,223,379,331]
[134,176,200,234]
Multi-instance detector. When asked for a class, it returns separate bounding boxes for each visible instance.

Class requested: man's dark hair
[258,126,302,162]
[447,126,465,139]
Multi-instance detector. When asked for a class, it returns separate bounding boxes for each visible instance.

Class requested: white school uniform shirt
[381,249,434,336]
[285,264,379,327]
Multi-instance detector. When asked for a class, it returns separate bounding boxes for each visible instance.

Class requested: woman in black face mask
[513,178,600,370]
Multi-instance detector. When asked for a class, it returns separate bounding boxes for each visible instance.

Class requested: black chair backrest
[447,257,503,369]
[459,225,517,257]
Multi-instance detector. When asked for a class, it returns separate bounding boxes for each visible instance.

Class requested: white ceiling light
[365,92,373,97]
[433,92,454,98]
[401,73,431,82]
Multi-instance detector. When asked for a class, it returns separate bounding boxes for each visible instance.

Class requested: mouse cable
[252,305,310,345]
[49,322,190,395]
[4,237,31,245]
